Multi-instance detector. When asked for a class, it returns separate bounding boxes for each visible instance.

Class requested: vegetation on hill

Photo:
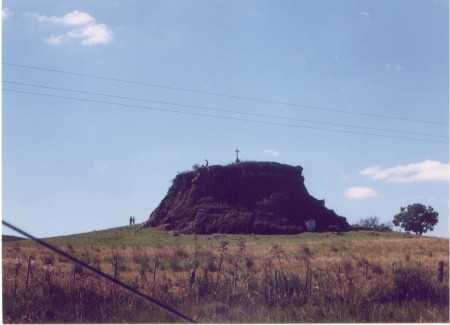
[2,235,25,242]
[393,203,439,235]
[3,226,448,323]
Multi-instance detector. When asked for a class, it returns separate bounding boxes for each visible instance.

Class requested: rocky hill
[145,161,349,234]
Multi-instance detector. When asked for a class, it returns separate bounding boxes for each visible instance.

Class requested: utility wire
[2,220,197,323]
[3,62,445,126]
[4,80,446,140]
[4,88,448,144]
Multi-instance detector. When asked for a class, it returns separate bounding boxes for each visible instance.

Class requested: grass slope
[3,225,449,323]
[15,223,441,247]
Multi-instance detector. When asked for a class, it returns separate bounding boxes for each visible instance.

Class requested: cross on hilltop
[235,148,240,163]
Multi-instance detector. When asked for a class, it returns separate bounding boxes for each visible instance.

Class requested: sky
[2,0,449,238]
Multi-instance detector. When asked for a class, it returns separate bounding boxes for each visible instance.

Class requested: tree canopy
[393,203,438,236]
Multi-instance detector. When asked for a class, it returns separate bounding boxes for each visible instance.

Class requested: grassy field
[3,225,449,323]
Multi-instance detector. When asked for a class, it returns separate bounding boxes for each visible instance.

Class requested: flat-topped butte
[146,161,349,234]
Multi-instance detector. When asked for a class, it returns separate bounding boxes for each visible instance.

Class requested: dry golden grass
[3,228,449,323]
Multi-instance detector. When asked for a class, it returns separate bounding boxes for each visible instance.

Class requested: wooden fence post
[438,261,445,283]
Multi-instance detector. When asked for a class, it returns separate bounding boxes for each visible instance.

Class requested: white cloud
[359,11,370,17]
[263,149,280,157]
[2,8,13,19]
[77,23,112,45]
[345,187,378,200]
[45,23,112,46]
[33,10,112,46]
[34,10,95,26]
[361,160,450,183]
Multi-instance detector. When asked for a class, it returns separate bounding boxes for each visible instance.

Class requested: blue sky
[2,0,449,238]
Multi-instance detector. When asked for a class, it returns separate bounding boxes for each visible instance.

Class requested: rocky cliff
[145,161,349,234]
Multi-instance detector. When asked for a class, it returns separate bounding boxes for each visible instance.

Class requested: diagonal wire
[3,62,446,126]
[3,88,448,144]
[3,80,446,140]
[2,220,197,324]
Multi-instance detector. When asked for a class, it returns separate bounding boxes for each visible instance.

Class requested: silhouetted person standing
[129,216,132,226]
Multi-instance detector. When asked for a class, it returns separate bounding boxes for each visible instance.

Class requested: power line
[4,88,447,144]
[2,219,197,323]
[4,88,448,144]
[4,80,446,140]
[3,62,445,126]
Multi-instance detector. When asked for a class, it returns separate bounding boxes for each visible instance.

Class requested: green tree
[393,203,438,236]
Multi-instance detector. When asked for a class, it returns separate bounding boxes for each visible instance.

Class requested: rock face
[145,161,349,234]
